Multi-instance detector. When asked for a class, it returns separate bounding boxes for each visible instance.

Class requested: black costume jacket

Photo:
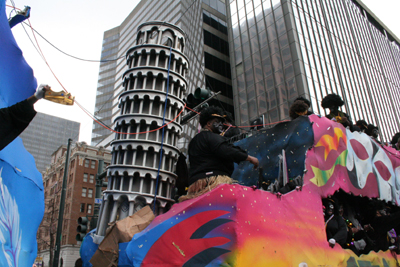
[0,99,36,150]
[326,215,348,247]
[188,130,248,185]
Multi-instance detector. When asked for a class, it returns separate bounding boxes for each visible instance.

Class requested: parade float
[80,114,400,267]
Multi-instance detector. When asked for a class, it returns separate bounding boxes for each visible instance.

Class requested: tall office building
[20,112,80,173]
[91,0,232,149]
[226,0,400,141]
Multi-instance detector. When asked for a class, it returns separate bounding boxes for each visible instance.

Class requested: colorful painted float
[81,114,400,266]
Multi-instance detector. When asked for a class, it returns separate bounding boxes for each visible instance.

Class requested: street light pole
[91,159,104,229]
[53,138,72,267]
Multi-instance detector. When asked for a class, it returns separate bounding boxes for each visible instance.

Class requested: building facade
[37,142,111,266]
[92,0,400,146]
[95,22,189,236]
[91,0,233,149]
[20,112,80,173]
[226,0,400,141]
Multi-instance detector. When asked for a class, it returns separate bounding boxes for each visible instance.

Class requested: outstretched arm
[27,84,51,105]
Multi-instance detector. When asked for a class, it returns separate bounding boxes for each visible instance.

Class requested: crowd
[323,191,400,255]
[290,93,400,150]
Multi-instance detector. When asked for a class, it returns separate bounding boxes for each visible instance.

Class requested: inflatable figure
[0,1,44,266]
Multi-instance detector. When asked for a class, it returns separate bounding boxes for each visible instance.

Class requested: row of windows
[205,75,233,99]
[100,48,118,59]
[111,147,177,172]
[102,40,119,52]
[103,34,119,44]
[202,0,226,16]
[203,10,228,35]
[123,74,185,98]
[84,159,97,169]
[204,52,232,79]
[83,173,95,183]
[203,29,229,56]
[108,175,171,198]
[82,188,94,198]
[80,203,93,214]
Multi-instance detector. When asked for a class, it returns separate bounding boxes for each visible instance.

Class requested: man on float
[179,106,259,202]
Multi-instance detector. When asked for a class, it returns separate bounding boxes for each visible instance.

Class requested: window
[88,189,93,198]
[89,174,94,183]
[83,173,88,182]
[91,160,96,169]
[82,188,87,197]
[80,203,85,212]
[85,159,89,168]
[162,37,173,47]
[87,204,92,214]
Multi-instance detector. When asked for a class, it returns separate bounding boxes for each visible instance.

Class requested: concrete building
[20,112,80,173]
[36,142,111,266]
[92,0,400,146]
[226,0,400,141]
[95,21,189,236]
[91,0,232,149]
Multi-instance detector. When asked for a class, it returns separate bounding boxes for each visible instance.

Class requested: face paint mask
[372,129,379,138]
[211,121,224,134]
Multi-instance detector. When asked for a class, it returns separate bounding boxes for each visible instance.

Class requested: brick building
[36,141,111,267]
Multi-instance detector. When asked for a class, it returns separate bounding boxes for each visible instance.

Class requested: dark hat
[199,106,226,127]
[321,93,344,109]
[294,96,311,107]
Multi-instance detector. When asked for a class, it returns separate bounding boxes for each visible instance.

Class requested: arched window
[146,147,155,167]
[161,30,174,47]
[122,173,130,191]
[132,173,141,192]
[135,146,144,166]
[142,174,152,193]
[145,74,153,89]
[125,146,133,165]
[149,30,158,44]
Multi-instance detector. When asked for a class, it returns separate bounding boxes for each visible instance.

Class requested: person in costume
[179,106,259,202]
[323,198,348,248]
[0,84,50,150]
[289,100,309,120]
[365,124,379,139]
[294,95,313,115]
[390,132,400,150]
[355,120,369,133]
[366,201,400,252]
[321,93,357,131]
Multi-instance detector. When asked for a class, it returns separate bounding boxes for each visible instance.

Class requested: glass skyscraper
[227,0,400,141]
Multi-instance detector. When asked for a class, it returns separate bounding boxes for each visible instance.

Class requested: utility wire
[22,22,125,63]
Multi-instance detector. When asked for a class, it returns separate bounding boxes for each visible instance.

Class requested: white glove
[35,84,48,99]
[328,238,336,247]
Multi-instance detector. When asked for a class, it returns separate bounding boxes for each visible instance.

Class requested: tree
[37,195,58,267]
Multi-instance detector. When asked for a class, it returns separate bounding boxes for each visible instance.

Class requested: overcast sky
[5,0,400,144]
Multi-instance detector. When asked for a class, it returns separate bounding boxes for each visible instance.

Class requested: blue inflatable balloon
[0,1,44,266]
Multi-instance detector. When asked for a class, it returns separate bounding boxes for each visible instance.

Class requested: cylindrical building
[96,22,189,236]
